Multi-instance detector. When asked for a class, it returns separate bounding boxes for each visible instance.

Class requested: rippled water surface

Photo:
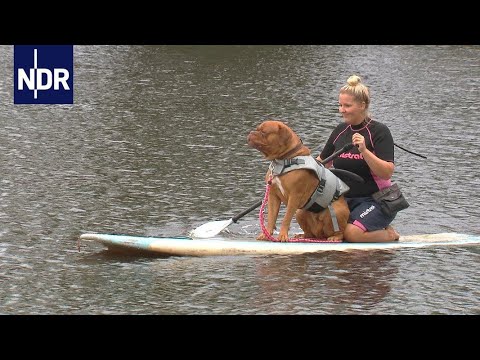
[1,45,479,314]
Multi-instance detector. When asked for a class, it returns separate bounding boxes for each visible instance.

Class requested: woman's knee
[343,223,364,242]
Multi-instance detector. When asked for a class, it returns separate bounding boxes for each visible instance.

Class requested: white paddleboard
[79,232,480,257]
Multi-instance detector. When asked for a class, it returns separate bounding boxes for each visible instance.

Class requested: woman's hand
[352,133,366,153]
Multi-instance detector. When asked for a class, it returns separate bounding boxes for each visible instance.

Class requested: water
[0,45,479,314]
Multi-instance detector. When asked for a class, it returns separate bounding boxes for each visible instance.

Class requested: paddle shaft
[394,142,427,159]
[231,143,354,223]
[232,200,263,222]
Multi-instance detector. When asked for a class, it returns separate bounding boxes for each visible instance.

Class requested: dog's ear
[277,122,295,142]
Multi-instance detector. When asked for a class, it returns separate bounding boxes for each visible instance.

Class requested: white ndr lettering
[18,68,70,90]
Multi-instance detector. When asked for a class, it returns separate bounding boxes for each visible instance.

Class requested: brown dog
[247,120,350,242]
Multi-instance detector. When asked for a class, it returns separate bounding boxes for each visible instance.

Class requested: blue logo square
[14,45,74,104]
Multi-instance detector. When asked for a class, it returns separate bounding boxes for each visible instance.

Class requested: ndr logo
[14,45,73,104]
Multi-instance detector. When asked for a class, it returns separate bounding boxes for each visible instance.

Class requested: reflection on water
[250,251,397,314]
[328,251,397,308]
[0,45,479,314]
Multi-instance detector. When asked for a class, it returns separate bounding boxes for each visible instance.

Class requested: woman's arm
[352,132,394,179]
[358,148,394,179]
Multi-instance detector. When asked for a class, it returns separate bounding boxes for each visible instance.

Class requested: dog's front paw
[278,232,290,242]
[293,233,305,239]
[327,233,344,242]
[256,233,268,240]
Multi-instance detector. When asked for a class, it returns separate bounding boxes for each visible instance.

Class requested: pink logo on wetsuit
[339,152,364,160]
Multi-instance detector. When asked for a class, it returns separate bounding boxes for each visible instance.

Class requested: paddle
[190,142,355,238]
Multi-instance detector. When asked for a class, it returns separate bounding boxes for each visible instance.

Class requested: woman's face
[338,93,366,125]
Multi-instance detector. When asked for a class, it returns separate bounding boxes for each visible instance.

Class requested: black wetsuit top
[320,119,394,198]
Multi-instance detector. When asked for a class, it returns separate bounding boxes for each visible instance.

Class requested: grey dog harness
[270,156,350,232]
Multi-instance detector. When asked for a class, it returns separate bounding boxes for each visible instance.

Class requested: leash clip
[268,161,275,173]
[267,161,275,184]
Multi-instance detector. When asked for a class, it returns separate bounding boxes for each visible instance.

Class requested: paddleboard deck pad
[79,232,480,257]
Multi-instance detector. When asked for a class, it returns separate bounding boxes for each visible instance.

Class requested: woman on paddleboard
[317,75,401,242]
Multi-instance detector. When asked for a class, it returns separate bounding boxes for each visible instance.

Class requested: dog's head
[247,120,309,160]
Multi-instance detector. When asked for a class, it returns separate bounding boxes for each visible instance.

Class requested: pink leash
[259,176,341,243]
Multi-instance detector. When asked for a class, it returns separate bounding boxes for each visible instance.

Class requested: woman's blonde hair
[340,75,370,110]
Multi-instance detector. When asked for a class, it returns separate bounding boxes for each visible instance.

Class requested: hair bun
[347,75,361,86]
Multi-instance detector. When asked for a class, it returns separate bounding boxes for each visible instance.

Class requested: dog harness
[270,156,350,232]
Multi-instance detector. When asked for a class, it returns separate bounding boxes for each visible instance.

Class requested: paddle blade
[190,219,233,238]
